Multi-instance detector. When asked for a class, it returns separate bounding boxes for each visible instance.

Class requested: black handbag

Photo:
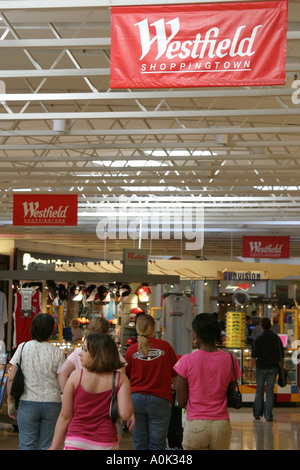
[277,336,288,387]
[109,370,119,423]
[11,342,26,409]
[227,353,242,409]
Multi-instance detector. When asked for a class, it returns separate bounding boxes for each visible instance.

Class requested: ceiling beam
[0,126,299,138]
[0,38,110,48]
[0,63,298,78]
[0,89,295,100]
[0,153,298,163]
[2,163,300,173]
[0,68,109,78]
[0,0,291,10]
[0,109,299,121]
[1,140,300,150]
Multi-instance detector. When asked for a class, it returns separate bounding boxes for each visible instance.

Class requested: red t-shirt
[125,337,177,403]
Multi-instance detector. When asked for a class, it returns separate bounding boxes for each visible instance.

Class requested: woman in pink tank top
[49,333,134,450]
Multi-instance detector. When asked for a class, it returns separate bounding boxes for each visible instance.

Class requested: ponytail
[136,314,155,358]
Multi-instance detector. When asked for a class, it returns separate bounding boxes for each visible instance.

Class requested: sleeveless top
[66,370,120,444]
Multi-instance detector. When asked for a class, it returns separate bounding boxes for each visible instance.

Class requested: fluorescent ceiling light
[12,188,32,192]
[120,186,181,192]
[92,160,168,167]
[144,150,218,157]
[254,186,300,191]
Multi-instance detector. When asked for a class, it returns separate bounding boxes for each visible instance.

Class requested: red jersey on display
[125,337,177,403]
[13,290,42,348]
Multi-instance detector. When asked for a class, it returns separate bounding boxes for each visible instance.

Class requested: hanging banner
[110,0,288,88]
[13,194,78,226]
[242,236,290,258]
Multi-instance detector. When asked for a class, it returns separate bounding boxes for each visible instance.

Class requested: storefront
[1,248,300,409]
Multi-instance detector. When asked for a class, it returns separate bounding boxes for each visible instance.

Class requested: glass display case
[226,347,298,386]
[226,348,243,384]
[280,309,299,348]
[240,348,256,385]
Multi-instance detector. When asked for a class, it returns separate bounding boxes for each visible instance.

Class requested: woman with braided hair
[125,313,178,450]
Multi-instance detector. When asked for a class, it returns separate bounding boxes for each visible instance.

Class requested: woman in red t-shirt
[125,314,178,450]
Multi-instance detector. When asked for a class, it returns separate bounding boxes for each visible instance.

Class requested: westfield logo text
[135,18,262,61]
[22,201,70,219]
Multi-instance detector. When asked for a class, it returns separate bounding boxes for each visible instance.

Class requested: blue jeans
[131,393,172,450]
[253,368,278,420]
[17,400,61,450]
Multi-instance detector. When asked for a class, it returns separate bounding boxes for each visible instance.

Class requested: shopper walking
[125,313,178,450]
[49,333,133,450]
[7,313,65,450]
[174,313,241,450]
[70,318,83,342]
[58,316,126,440]
[58,317,125,391]
[251,317,284,421]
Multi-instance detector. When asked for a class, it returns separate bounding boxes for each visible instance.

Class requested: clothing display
[12,289,42,348]
[0,291,7,342]
[163,294,193,356]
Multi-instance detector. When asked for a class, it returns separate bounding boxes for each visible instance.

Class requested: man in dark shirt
[250,317,284,421]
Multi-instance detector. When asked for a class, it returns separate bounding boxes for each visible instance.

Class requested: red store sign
[242,236,290,258]
[13,194,78,226]
[110,1,288,89]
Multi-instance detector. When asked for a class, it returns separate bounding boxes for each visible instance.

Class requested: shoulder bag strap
[116,370,121,387]
[112,370,116,394]
[229,353,240,393]
[277,336,284,366]
[19,342,26,367]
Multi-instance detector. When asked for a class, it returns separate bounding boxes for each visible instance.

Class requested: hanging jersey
[163,294,193,356]
[13,290,42,348]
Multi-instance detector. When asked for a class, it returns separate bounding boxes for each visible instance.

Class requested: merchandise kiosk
[227,308,300,405]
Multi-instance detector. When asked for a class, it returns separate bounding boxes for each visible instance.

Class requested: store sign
[242,236,290,258]
[110,0,288,88]
[219,280,266,294]
[123,248,148,274]
[13,194,78,226]
[222,271,262,281]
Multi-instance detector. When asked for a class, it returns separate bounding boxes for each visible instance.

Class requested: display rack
[280,308,299,348]
[225,311,246,347]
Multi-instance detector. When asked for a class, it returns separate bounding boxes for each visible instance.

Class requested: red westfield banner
[13,194,78,226]
[242,236,290,258]
[110,1,288,88]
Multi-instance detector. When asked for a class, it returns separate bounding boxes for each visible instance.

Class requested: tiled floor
[1,406,300,450]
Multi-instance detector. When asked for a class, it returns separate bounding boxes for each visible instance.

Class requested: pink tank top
[67,370,120,444]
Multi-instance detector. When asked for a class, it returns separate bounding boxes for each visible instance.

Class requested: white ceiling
[1,0,300,261]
